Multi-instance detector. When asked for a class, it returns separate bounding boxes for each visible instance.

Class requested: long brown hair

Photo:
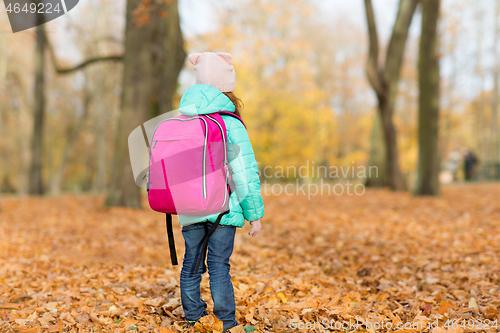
[222,92,243,118]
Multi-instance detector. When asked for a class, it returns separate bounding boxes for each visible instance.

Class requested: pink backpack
[147,111,245,270]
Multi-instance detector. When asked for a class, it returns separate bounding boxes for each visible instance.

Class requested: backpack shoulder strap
[194,210,230,274]
[217,111,246,128]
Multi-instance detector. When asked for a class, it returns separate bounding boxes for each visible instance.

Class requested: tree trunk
[0,33,7,193]
[93,103,107,193]
[156,0,186,117]
[28,24,46,195]
[49,90,91,194]
[380,98,406,190]
[365,111,388,187]
[443,34,457,157]
[363,0,418,191]
[105,0,186,207]
[415,0,441,196]
[474,7,486,164]
[492,1,500,165]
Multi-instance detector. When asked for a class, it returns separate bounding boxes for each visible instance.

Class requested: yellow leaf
[277,292,287,303]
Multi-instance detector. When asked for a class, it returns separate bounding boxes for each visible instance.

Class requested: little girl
[177,52,264,333]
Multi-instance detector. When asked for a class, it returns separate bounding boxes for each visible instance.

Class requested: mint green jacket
[177,84,264,227]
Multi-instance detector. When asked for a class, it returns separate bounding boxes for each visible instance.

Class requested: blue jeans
[180,222,239,332]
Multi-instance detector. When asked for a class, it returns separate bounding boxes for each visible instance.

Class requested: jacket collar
[179,84,235,116]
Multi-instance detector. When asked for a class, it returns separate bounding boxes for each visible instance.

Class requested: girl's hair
[222,92,243,118]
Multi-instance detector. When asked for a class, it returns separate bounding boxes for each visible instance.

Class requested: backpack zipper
[206,115,229,208]
[150,117,208,199]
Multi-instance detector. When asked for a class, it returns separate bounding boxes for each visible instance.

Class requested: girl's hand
[248,219,261,237]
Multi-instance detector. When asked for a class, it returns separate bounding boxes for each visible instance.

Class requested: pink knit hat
[188,52,235,92]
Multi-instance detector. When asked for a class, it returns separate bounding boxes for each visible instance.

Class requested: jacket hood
[179,84,235,116]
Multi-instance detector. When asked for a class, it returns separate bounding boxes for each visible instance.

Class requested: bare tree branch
[363,0,384,98]
[44,29,123,75]
[54,55,123,74]
[384,0,419,96]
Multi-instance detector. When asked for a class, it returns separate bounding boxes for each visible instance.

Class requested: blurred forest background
[0,0,499,202]
[2,2,500,331]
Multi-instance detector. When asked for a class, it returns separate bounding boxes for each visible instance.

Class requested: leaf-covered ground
[0,183,499,332]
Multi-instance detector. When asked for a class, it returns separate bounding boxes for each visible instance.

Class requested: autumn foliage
[0,183,499,332]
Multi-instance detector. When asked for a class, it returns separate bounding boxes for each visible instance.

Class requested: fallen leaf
[468,297,479,312]
[38,311,55,326]
[430,328,447,333]
[75,312,90,325]
[144,297,164,307]
[122,296,143,308]
[158,328,175,333]
[277,292,287,303]
[48,324,63,332]
[60,311,75,324]
[0,303,20,310]
[437,301,453,315]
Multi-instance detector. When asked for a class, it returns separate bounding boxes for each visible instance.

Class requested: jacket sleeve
[225,117,264,222]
